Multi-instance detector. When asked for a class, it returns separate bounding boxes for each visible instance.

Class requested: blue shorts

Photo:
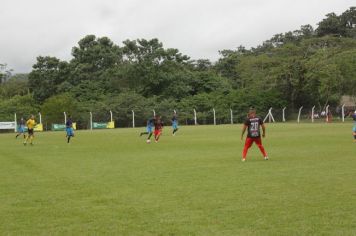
[353,125,356,133]
[146,126,153,133]
[17,126,25,133]
[172,122,178,129]
[66,127,74,137]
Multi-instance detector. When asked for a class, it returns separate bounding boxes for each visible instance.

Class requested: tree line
[1,7,355,128]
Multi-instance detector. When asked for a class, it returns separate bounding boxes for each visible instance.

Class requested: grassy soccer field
[0,123,355,235]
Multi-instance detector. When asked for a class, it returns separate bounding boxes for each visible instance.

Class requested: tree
[0,75,29,98]
[41,94,78,125]
[317,13,343,37]
[0,94,38,121]
[340,7,356,38]
[0,64,13,84]
[28,56,68,103]
[70,35,122,85]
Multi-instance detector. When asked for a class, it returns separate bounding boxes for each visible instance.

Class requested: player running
[140,118,154,143]
[241,107,268,162]
[172,114,179,136]
[352,111,356,143]
[15,117,26,139]
[66,116,75,143]
[154,115,164,143]
[24,115,36,146]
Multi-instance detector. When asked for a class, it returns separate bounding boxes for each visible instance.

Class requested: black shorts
[28,129,34,135]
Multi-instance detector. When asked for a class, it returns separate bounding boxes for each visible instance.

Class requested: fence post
[213,108,216,125]
[263,108,275,123]
[110,110,113,122]
[174,110,177,115]
[38,112,42,124]
[194,109,197,125]
[132,110,135,128]
[297,106,303,123]
[230,109,233,124]
[90,112,93,130]
[282,107,286,122]
[153,109,156,117]
[14,113,17,132]
[311,106,315,123]
[326,105,330,123]
[341,104,345,122]
[64,112,67,125]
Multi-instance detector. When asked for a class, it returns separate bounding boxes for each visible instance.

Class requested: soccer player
[241,107,268,161]
[24,115,36,146]
[140,118,154,142]
[172,114,179,136]
[154,115,164,143]
[15,117,26,139]
[352,111,356,143]
[66,116,75,143]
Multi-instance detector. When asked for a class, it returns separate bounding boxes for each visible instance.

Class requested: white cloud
[0,0,354,72]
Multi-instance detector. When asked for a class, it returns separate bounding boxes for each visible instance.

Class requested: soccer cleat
[242,158,246,162]
[264,156,269,160]
[23,142,27,146]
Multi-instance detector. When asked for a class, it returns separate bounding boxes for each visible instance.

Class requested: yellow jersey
[26,119,36,129]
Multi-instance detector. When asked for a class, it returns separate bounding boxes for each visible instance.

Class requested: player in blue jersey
[172,114,179,136]
[66,116,74,143]
[140,118,154,142]
[15,117,26,139]
[352,111,356,143]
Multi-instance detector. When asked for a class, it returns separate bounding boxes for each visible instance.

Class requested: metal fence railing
[0,105,355,133]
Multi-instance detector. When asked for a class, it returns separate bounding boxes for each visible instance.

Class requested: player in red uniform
[154,115,164,143]
[241,107,268,162]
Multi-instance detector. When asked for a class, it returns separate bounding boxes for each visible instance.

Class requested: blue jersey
[66,120,73,128]
[146,119,154,133]
[353,114,356,132]
[17,119,25,133]
[172,116,178,129]
[66,120,74,136]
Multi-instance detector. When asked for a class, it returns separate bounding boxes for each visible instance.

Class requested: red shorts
[154,129,162,136]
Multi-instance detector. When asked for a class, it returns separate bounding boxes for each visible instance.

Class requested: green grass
[0,124,356,235]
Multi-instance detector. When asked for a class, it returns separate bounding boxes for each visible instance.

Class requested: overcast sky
[0,0,354,73]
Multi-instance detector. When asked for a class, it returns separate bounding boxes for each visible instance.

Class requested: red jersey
[154,119,163,130]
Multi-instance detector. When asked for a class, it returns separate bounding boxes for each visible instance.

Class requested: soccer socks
[67,136,71,143]
[24,136,33,145]
[256,143,267,157]
[140,132,148,137]
[147,133,153,140]
[173,128,178,134]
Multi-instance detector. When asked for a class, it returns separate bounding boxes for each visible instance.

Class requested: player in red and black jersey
[241,107,268,161]
[154,115,164,143]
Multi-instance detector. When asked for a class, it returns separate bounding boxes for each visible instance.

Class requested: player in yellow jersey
[24,115,36,146]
